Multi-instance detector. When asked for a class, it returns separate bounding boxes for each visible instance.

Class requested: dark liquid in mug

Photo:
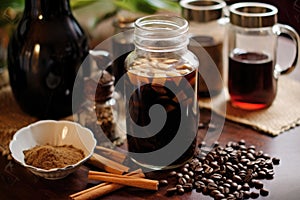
[125,70,198,169]
[228,50,277,110]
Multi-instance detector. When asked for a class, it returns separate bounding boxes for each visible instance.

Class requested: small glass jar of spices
[77,70,125,147]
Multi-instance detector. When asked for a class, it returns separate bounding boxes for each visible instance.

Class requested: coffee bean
[243,191,251,199]
[213,141,220,147]
[257,170,266,179]
[178,177,187,185]
[204,166,213,174]
[238,139,246,145]
[183,183,193,191]
[202,186,209,195]
[272,157,280,165]
[183,163,190,168]
[176,172,183,178]
[187,171,194,177]
[241,158,250,164]
[232,175,242,183]
[239,145,247,151]
[250,191,259,199]
[253,180,264,189]
[207,182,218,190]
[210,189,220,196]
[194,180,205,188]
[210,161,219,168]
[168,170,177,177]
[256,150,264,157]
[159,179,168,187]
[206,178,214,184]
[234,191,243,199]
[242,183,250,191]
[260,188,269,196]
[166,187,177,196]
[164,139,279,198]
[176,184,183,190]
[177,187,185,195]
[230,182,238,191]
[248,179,256,188]
[214,193,225,200]
[247,153,256,161]
[181,167,189,174]
[223,186,230,194]
[266,171,275,179]
[183,174,190,181]
[263,153,271,159]
[248,145,256,150]
[194,166,203,174]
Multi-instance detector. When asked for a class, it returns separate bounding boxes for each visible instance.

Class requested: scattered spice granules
[23,144,85,170]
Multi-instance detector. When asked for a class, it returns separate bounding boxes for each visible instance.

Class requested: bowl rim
[9,120,97,173]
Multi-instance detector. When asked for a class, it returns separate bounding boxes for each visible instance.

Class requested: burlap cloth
[199,76,300,136]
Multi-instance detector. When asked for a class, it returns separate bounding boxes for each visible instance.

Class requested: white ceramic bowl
[9,120,96,180]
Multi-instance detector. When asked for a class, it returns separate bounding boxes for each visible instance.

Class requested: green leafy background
[0,0,180,27]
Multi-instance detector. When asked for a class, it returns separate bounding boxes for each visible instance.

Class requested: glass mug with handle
[227,2,299,110]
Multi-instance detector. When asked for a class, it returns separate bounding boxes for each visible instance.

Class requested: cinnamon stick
[88,171,159,191]
[95,146,126,163]
[87,153,129,175]
[69,169,144,200]
[88,170,145,179]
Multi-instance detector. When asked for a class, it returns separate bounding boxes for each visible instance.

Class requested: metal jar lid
[229,2,278,28]
[180,0,226,22]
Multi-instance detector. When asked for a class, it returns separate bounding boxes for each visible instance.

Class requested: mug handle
[273,24,299,75]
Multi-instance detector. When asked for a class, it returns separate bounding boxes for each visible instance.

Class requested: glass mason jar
[124,15,199,170]
[180,0,227,97]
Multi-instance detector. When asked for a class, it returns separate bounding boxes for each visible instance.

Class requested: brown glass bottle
[7,0,89,119]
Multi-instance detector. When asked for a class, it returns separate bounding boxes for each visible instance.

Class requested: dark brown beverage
[7,0,89,119]
[190,36,223,98]
[125,62,198,169]
[228,50,276,110]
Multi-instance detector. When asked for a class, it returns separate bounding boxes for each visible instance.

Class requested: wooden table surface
[0,108,300,200]
[1,36,300,200]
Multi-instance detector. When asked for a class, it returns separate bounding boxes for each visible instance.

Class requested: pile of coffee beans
[163,140,280,199]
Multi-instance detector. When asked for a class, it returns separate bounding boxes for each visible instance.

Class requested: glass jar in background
[111,15,136,85]
[180,0,227,97]
[77,70,125,147]
[227,2,299,110]
[124,15,199,170]
[7,0,89,119]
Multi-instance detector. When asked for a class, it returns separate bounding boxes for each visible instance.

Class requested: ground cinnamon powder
[23,144,85,170]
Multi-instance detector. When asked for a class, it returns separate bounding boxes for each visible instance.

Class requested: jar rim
[180,0,226,22]
[229,2,278,28]
[134,15,188,37]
